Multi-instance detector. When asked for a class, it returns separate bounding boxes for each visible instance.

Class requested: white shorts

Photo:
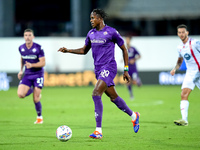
[132,73,138,80]
[181,71,196,90]
[193,72,200,89]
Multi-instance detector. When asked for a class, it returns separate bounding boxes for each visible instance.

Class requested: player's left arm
[134,49,141,61]
[113,30,131,83]
[120,44,131,83]
[195,40,200,53]
[25,57,46,69]
[135,54,141,60]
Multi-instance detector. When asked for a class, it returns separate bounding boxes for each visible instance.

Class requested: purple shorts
[20,73,44,89]
[128,70,138,80]
[128,64,138,80]
[95,67,117,87]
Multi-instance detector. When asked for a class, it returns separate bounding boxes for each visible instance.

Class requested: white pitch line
[131,100,164,107]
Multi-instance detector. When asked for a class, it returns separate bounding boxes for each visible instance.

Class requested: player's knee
[33,95,41,103]
[132,80,137,85]
[92,89,102,97]
[17,92,25,98]
[92,92,101,97]
[110,96,118,102]
[106,93,118,101]
[181,92,189,99]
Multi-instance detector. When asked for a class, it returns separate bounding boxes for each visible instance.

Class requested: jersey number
[37,77,44,87]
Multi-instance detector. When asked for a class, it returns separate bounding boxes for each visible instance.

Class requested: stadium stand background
[0,0,200,37]
[0,0,200,88]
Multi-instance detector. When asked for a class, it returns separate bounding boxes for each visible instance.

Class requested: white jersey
[177,38,200,73]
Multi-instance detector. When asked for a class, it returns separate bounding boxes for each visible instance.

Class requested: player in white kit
[170,24,200,126]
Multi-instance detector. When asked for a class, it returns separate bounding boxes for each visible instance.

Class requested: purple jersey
[19,42,45,75]
[128,46,139,73]
[85,25,124,72]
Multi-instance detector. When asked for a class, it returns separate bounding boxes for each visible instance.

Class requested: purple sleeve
[39,46,45,58]
[85,32,91,47]
[18,45,23,54]
[112,30,124,47]
[134,48,140,55]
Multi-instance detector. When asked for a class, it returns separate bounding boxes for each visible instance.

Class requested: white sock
[37,116,43,119]
[180,100,189,122]
[96,127,102,134]
[131,112,136,120]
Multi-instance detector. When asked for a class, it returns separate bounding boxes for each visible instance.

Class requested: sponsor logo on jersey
[184,53,191,60]
[22,55,37,59]
[91,38,106,44]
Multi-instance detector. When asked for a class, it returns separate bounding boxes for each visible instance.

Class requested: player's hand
[18,71,23,80]
[25,61,32,69]
[170,69,176,76]
[58,47,69,53]
[129,59,135,65]
[123,71,131,83]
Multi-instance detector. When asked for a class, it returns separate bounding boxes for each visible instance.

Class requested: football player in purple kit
[58,9,140,139]
[126,37,142,100]
[17,29,45,124]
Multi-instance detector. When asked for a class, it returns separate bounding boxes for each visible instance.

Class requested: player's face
[24,31,34,44]
[90,12,101,28]
[177,28,188,42]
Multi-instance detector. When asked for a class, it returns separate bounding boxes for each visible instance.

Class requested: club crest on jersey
[103,31,108,35]
[21,48,25,52]
[32,48,36,53]
[184,53,191,60]
[95,112,99,118]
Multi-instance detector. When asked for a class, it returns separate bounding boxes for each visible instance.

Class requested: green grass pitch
[0,85,200,150]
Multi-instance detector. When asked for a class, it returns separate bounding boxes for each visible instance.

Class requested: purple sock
[35,101,42,116]
[127,85,133,97]
[112,96,133,116]
[26,87,33,96]
[92,96,103,128]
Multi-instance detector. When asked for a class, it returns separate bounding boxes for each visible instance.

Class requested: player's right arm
[18,57,24,80]
[58,45,91,55]
[170,57,183,76]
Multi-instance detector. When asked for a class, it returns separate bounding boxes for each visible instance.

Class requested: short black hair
[24,28,34,35]
[177,24,187,31]
[92,9,108,19]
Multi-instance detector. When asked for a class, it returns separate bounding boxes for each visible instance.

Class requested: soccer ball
[56,125,72,141]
